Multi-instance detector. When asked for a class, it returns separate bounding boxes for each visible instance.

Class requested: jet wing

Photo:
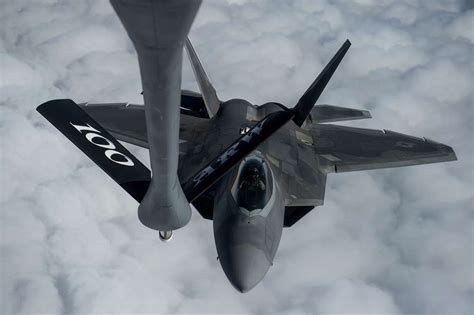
[79,101,211,182]
[80,103,148,148]
[311,124,457,173]
[79,93,209,150]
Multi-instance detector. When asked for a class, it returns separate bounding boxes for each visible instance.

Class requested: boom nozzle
[159,230,173,242]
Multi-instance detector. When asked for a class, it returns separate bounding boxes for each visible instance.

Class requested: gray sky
[1,0,473,314]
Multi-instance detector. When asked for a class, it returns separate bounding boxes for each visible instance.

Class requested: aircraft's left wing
[310,124,457,173]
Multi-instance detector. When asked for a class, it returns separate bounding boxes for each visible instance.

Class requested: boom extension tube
[111,0,202,232]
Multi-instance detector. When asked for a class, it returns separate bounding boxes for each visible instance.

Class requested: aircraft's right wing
[311,124,457,173]
[80,103,149,148]
[281,123,456,227]
[79,92,208,150]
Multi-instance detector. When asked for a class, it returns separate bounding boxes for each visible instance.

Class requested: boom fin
[185,37,220,118]
[292,40,351,127]
[37,99,151,202]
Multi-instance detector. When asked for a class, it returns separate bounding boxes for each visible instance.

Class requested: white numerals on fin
[70,123,135,166]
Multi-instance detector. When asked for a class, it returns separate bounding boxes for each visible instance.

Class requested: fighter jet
[37,0,457,293]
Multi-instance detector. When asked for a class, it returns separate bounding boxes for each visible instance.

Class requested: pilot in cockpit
[240,167,265,192]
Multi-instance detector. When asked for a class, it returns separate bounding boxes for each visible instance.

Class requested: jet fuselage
[195,99,306,292]
[213,153,285,292]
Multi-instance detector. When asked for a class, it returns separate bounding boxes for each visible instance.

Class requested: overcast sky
[1,0,473,314]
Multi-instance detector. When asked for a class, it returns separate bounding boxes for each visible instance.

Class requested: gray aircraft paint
[68,0,457,293]
[213,154,285,292]
[184,37,220,118]
[81,95,456,292]
[110,0,202,232]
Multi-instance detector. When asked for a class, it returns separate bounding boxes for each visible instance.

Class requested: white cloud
[316,279,400,314]
[446,10,474,42]
[1,0,473,314]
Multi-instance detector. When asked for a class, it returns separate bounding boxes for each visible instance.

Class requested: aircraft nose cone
[220,244,271,293]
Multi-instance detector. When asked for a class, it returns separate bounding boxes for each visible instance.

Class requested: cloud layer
[1,0,473,313]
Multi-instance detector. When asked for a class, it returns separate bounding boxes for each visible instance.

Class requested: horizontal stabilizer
[37,99,151,202]
[311,104,371,123]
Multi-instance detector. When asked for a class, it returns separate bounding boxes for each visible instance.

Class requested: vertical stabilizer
[292,40,351,127]
[185,38,220,118]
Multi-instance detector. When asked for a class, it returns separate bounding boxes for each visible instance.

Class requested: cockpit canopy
[232,157,273,211]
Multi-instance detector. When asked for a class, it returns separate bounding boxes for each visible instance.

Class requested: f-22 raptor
[37,0,456,293]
